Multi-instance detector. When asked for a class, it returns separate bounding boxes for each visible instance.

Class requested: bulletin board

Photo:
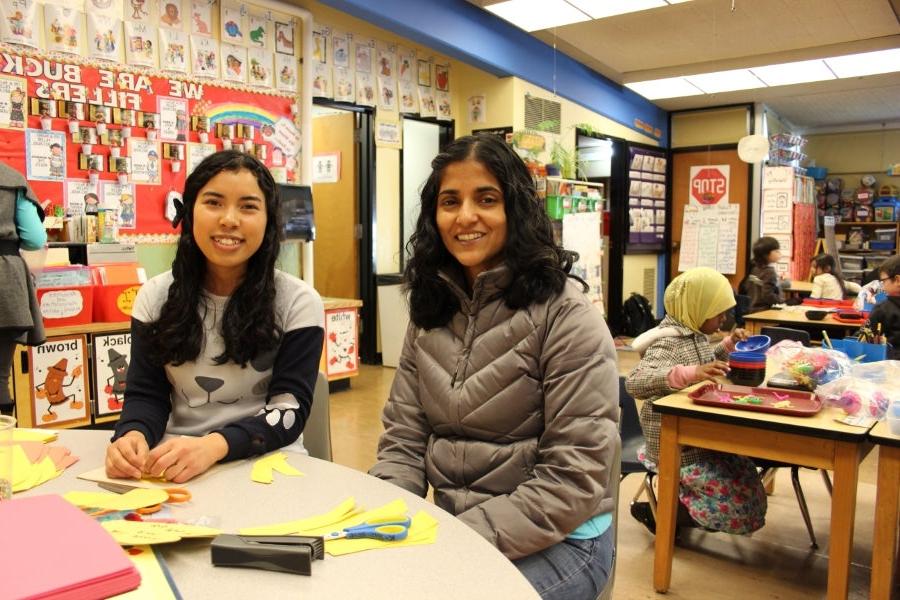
[0,51,299,235]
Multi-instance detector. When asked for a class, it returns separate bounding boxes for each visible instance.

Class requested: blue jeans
[513,527,615,600]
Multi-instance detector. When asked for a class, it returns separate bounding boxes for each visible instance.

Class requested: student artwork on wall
[125,21,158,67]
[247,47,272,88]
[355,41,372,73]
[377,47,394,78]
[191,35,219,78]
[88,0,122,19]
[333,67,353,102]
[87,14,122,62]
[355,72,374,107]
[247,13,267,48]
[274,54,296,92]
[158,97,187,141]
[0,76,26,129]
[418,86,435,118]
[0,0,40,48]
[436,90,452,121]
[220,1,244,45]
[159,0,183,29]
[377,76,395,111]
[397,48,414,83]
[417,59,430,87]
[44,5,82,55]
[332,32,349,68]
[189,0,211,36]
[128,137,161,184]
[26,129,66,181]
[312,63,331,98]
[29,335,90,427]
[186,141,216,173]
[222,43,246,83]
[324,308,358,378]
[312,27,327,64]
[398,80,417,114]
[274,20,292,55]
[93,332,132,415]
[126,0,154,22]
[157,28,188,72]
[435,63,450,92]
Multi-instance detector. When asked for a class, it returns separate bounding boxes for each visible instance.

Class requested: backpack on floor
[622,293,656,338]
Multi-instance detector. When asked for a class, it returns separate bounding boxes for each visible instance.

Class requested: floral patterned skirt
[679,452,767,534]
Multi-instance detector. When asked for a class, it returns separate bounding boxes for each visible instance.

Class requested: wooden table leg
[827,441,861,600]
[654,413,682,593]
[871,445,900,600]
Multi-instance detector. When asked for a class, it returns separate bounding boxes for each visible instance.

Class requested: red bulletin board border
[0,51,296,234]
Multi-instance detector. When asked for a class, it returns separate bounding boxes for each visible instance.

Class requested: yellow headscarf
[663,267,736,333]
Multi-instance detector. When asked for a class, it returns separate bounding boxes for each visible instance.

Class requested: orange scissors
[97,481,192,514]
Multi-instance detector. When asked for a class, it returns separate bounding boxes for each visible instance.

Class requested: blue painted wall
[318,0,668,143]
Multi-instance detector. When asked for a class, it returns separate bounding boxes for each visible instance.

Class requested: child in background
[809,253,846,300]
[741,236,787,312]
[865,255,900,359]
[627,267,766,535]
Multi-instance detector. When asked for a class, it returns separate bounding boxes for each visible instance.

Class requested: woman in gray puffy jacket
[369,134,619,599]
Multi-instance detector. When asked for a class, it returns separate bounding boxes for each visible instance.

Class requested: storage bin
[36,286,94,327]
[93,284,142,322]
[839,254,866,270]
[830,338,888,363]
[874,228,896,241]
[545,195,571,220]
[874,197,899,222]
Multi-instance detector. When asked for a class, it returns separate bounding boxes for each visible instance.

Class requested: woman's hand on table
[695,360,729,382]
[105,430,150,479]
[143,433,228,483]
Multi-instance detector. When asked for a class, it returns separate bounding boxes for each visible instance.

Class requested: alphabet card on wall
[93,332,132,416]
[29,335,90,427]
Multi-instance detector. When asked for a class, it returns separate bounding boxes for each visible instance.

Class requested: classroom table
[651,383,874,599]
[19,430,540,600]
[869,420,900,600]
[743,308,863,338]
[785,280,814,297]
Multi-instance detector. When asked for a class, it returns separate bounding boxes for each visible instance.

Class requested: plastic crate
[36,286,94,327]
[830,339,888,363]
[874,198,899,222]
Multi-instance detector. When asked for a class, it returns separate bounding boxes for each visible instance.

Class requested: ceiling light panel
[751,59,836,87]
[625,77,703,100]
[565,0,667,19]
[825,48,900,78]
[685,69,766,94]
[485,0,591,31]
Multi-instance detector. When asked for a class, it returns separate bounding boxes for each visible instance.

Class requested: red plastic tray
[688,383,823,417]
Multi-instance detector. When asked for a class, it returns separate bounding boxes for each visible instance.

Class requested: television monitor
[278,183,315,242]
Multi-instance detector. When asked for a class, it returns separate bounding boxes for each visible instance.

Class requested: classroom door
[669,149,750,289]
[312,110,358,299]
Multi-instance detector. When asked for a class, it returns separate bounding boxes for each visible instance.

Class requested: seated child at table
[627,267,767,535]
[864,255,900,359]
[740,236,788,312]
[105,151,325,484]
[809,253,845,301]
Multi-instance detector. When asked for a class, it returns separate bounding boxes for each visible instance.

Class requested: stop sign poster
[689,165,730,205]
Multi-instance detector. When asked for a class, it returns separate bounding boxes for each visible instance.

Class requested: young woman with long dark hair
[106,150,324,483]
[369,134,619,599]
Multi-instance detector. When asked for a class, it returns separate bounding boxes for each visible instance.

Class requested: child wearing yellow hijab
[626,268,767,536]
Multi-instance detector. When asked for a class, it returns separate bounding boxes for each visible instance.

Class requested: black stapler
[211,535,325,575]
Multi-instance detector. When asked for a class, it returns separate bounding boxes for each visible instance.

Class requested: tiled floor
[329,355,882,599]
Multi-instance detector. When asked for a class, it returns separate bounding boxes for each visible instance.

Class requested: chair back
[760,326,811,347]
[734,294,751,327]
[619,376,647,477]
[303,372,333,461]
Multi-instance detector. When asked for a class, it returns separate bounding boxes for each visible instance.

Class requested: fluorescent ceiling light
[825,48,900,78]
[565,0,666,19]
[751,59,836,86]
[685,68,765,94]
[485,0,590,31]
[625,77,702,100]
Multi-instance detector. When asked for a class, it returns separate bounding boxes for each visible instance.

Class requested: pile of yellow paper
[101,520,221,545]
[11,441,78,493]
[240,497,439,556]
[250,452,304,484]
[63,487,170,512]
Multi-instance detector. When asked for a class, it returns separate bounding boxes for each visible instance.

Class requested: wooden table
[652,384,874,599]
[869,420,900,600]
[785,280,814,297]
[19,430,539,599]
[743,308,863,338]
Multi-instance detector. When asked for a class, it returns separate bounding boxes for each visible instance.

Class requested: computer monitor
[278,183,315,242]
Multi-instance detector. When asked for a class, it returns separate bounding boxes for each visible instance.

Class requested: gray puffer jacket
[370,264,619,560]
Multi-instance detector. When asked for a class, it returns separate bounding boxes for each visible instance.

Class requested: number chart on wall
[0,48,299,236]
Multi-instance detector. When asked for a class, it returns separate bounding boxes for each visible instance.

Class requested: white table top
[21,430,539,600]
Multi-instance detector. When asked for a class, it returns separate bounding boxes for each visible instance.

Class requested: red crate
[36,286,94,327]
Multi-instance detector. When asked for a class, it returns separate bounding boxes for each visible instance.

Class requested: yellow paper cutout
[296,499,410,538]
[64,487,169,511]
[11,446,62,493]
[250,452,304,484]
[324,510,439,556]
[101,520,222,545]
[12,428,58,443]
[117,546,179,600]
[240,497,359,535]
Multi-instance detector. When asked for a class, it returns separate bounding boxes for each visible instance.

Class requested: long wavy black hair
[141,150,283,366]
[405,134,582,329]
